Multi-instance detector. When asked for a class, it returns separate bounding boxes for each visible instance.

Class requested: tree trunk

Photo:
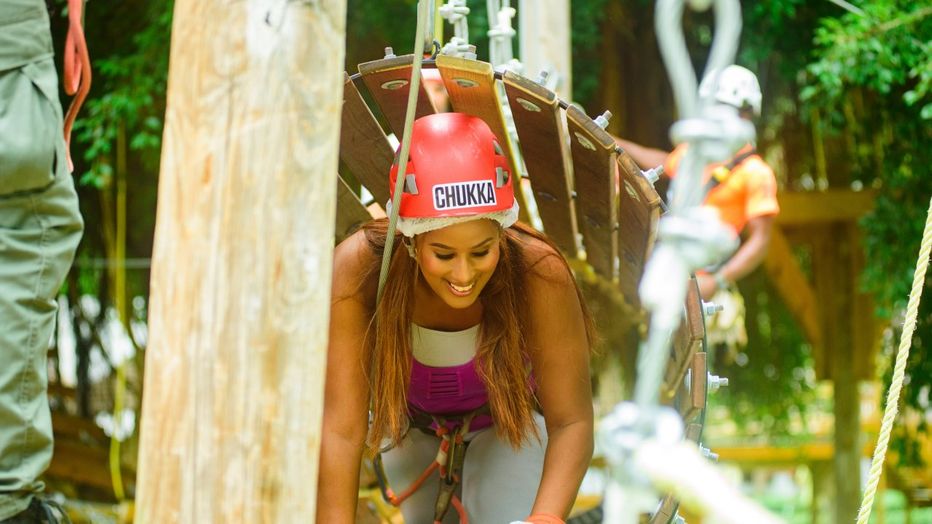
[135,1,346,522]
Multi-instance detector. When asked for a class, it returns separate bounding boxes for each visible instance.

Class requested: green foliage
[800,0,932,454]
[712,269,818,434]
[801,0,932,320]
[570,0,610,108]
[72,0,172,188]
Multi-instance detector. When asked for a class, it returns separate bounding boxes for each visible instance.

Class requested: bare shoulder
[514,232,575,290]
[332,229,378,303]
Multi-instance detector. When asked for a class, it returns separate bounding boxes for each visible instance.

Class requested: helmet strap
[403,237,417,259]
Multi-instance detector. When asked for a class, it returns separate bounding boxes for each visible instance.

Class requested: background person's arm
[613,136,670,170]
[316,231,373,523]
[697,214,775,299]
[525,248,594,519]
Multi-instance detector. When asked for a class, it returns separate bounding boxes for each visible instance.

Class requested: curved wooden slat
[335,176,374,244]
[566,105,618,279]
[616,153,662,308]
[340,73,393,205]
[358,55,435,138]
[663,282,706,402]
[502,70,579,256]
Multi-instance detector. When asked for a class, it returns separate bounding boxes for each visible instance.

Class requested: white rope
[856,194,932,524]
[377,1,431,301]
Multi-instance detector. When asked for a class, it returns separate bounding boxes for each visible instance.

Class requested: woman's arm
[525,249,594,519]
[316,231,374,523]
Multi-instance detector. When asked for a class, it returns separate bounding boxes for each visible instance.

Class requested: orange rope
[62,0,92,172]
[387,460,439,506]
[450,494,468,524]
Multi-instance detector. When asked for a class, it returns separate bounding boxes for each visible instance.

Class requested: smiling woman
[318,113,596,524]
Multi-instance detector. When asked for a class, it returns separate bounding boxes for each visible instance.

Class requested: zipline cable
[856,194,932,524]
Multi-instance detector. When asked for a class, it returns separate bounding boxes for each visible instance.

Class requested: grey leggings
[382,413,548,524]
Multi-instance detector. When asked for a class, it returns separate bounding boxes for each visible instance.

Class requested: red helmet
[389,113,515,221]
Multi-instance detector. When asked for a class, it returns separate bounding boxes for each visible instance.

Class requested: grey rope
[377,0,432,302]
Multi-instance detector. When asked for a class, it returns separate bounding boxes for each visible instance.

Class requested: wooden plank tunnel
[135,1,347,522]
[339,54,709,410]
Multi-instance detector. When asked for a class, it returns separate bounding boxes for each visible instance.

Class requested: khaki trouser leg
[0,57,84,520]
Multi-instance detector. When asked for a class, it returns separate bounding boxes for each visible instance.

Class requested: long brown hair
[358,219,595,452]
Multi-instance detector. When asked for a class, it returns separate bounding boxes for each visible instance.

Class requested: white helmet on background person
[699,65,762,116]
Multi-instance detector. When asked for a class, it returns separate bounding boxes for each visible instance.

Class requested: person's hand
[696,272,717,300]
[510,513,566,524]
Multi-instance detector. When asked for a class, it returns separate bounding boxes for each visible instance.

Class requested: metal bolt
[594,110,612,130]
[708,373,729,392]
[642,165,663,186]
[700,445,719,462]
[702,300,723,316]
[536,69,550,86]
[464,45,478,60]
[384,47,396,59]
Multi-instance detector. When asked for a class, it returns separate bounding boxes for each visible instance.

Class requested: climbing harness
[62,0,92,172]
[373,405,490,524]
[856,195,932,524]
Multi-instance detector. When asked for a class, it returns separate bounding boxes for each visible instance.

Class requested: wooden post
[135,1,346,522]
[519,0,572,101]
[813,224,861,524]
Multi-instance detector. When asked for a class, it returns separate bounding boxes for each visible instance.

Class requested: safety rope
[856,194,932,524]
[62,0,92,173]
[377,0,432,301]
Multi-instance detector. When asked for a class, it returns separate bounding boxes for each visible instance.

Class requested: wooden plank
[335,176,374,244]
[684,351,707,421]
[684,422,703,443]
[663,280,705,401]
[648,495,679,524]
[340,73,393,205]
[565,105,618,279]
[357,55,435,138]
[435,55,529,221]
[49,438,135,493]
[616,152,661,308]
[51,411,108,445]
[501,70,578,255]
[775,190,875,226]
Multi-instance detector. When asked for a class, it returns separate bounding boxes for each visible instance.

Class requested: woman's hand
[511,513,566,524]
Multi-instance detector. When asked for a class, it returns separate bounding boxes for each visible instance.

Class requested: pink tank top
[407,325,493,431]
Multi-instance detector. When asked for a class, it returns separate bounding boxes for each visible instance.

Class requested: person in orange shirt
[616,65,779,300]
